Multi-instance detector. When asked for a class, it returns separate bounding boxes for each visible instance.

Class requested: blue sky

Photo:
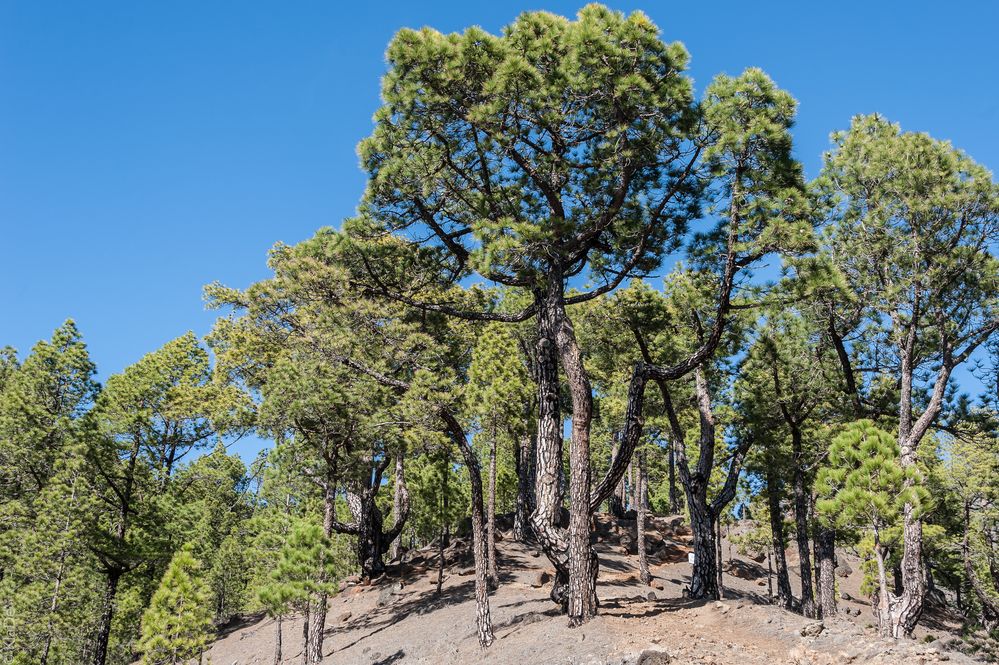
[2,1,997,460]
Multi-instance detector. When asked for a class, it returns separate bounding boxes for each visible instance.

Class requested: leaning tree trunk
[791,426,816,618]
[487,431,499,588]
[443,412,495,647]
[766,465,793,610]
[637,450,650,585]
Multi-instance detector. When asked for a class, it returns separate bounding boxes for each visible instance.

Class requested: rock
[647,591,657,601]
[651,579,665,590]
[840,591,853,601]
[800,621,825,637]
[530,550,541,558]
[835,561,853,577]
[376,586,395,607]
[636,650,671,664]
[530,570,552,588]
[337,611,352,623]
[456,566,474,576]
[343,574,361,585]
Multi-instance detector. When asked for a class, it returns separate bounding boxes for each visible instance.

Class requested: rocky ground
[206,514,990,664]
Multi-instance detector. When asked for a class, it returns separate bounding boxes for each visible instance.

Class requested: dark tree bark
[530,282,572,611]
[815,525,837,618]
[301,605,309,665]
[442,412,495,647]
[556,299,598,626]
[766,465,793,610]
[716,512,725,598]
[790,425,816,618]
[91,569,120,665]
[274,615,283,665]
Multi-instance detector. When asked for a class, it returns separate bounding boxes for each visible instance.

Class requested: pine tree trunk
[513,433,533,541]
[687,496,718,600]
[766,466,793,609]
[301,603,310,665]
[529,286,571,609]
[637,450,650,585]
[306,486,338,663]
[557,303,598,626]
[487,432,499,588]
[791,426,816,618]
[873,535,896,638]
[442,411,495,647]
[391,453,405,560]
[815,525,837,618]
[273,615,283,665]
[716,515,724,599]
[91,569,121,665]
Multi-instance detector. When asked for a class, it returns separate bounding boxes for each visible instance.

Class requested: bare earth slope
[207,515,977,664]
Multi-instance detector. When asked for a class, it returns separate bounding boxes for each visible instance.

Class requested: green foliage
[258,518,348,618]
[137,544,214,665]
[816,420,930,536]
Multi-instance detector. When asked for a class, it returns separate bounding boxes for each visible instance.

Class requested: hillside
[205,514,982,665]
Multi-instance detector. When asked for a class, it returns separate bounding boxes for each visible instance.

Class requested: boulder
[636,650,671,664]
[530,570,552,588]
[800,621,825,638]
[835,560,853,578]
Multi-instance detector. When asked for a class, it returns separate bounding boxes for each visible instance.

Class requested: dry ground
[206,514,984,664]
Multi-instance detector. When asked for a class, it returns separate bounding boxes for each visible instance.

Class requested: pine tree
[816,420,929,636]
[137,544,214,665]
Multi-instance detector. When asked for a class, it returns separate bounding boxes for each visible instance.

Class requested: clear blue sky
[2,2,997,460]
